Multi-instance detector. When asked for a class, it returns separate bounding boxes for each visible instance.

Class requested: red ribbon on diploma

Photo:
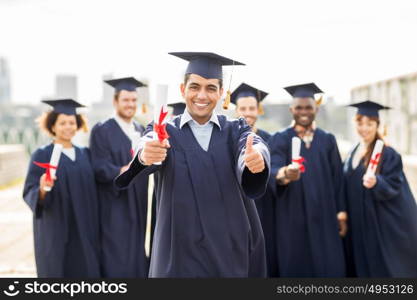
[153,106,170,142]
[292,157,306,173]
[369,153,381,171]
[33,161,57,183]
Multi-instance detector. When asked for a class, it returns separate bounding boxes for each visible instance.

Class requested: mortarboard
[104,77,146,92]
[168,52,244,80]
[231,83,268,115]
[42,99,85,115]
[284,82,323,98]
[169,52,245,110]
[231,83,268,104]
[348,100,391,118]
[284,82,324,106]
[168,102,186,116]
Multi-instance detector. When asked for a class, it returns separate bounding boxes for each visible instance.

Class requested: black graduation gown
[115,116,270,278]
[22,144,100,278]
[89,118,150,277]
[253,127,278,277]
[268,127,346,277]
[256,128,271,143]
[343,144,417,277]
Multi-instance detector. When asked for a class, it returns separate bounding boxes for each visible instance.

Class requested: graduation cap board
[104,77,146,92]
[168,102,186,116]
[105,77,148,113]
[284,82,324,106]
[231,83,268,104]
[168,52,245,109]
[230,83,268,115]
[42,99,85,115]
[169,52,244,79]
[348,100,391,118]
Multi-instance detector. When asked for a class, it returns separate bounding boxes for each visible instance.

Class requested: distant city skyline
[1,0,417,106]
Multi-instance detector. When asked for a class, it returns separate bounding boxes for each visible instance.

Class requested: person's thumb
[246,133,254,153]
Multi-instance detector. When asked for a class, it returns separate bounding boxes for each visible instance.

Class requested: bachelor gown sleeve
[328,134,346,212]
[22,149,53,218]
[89,123,123,183]
[372,147,404,201]
[268,132,288,181]
[257,129,271,143]
[115,123,160,189]
[235,118,271,199]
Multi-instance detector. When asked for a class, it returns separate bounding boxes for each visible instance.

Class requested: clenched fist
[363,173,377,189]
[244,134,265,174]
[139,139,170,166]
[285,165,301,182]
[39,173,56,200]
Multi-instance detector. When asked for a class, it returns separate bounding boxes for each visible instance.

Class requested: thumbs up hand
[244,134,265,174]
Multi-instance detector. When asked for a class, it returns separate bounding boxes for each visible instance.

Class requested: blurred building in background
[55,74,78,99]
[101,73,114,106]
[351,72,417,155]
[0,57,11,104]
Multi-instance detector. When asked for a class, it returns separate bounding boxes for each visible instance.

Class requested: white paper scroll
[365,139,384,176]
[44,143,63,192]
[154,84,168,122]
[153,84,169,165]
[130,131,142,156]
[291,136,301,169]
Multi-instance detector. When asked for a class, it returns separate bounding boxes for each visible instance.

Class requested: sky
[1,0,417,106]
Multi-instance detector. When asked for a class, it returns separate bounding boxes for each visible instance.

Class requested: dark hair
[355,114,384,173]
[114,90,139,102]
[184,73,223,89]
[37,111,88,136]
[113,91,121,101]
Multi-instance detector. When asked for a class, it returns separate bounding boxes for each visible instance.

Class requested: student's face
[180,74,223,124]
[114,90,138,120]
[355,115,378,143]
[290,97,318,127]
[235,96,259,127]
[52,114,78,142]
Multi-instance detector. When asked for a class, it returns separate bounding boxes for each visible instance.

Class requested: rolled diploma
[131,132,141,155]
[44,143,63,191]
[365,139,384,176]
[290,136,301,169]
[153,84,168,165]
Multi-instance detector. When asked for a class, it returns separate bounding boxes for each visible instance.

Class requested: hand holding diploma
[363,175,377,189]
[278,137,304,183]
[39,173,56,200]
[362,139,383,189]
[140,139,170,166]
[284,166,301,182]
[291,136,306,173]
[244,134,265,174]
[34,143,62,193]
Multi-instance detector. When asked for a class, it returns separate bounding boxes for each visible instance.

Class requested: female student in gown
[23,99,100,278]
[344,100,417,277]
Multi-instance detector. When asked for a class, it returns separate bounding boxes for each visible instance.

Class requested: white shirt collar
[114,113,135,132]
[179,109,221,129]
